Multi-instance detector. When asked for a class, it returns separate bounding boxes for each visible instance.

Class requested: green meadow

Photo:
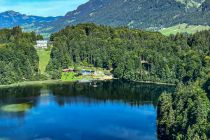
[37,49,51,74]
[160,23,210,36]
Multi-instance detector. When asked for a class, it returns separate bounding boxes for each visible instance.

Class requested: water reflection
[0,81,174,111]
[0,80,175,140]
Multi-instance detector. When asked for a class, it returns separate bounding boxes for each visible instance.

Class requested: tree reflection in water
[0,80,175,119]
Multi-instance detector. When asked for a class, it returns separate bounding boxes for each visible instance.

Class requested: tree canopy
[0,27,42,84]
[47,23,210,84]
[158,84,210,140]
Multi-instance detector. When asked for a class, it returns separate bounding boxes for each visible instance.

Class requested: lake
[0,80,174,140]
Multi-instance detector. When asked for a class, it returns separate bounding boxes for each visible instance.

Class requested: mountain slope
[0,11,59,28]
[0,11,60,38]
[48,0,210,33]
[1,0,210,35]
[49,0,185,32]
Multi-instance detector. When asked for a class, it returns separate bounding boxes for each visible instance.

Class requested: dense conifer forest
[158,84,210,139]
[0,27,42,84]
[47,23,209,84]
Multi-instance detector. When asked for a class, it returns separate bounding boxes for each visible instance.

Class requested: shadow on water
[0,80,175,118]
[0,80,175,102]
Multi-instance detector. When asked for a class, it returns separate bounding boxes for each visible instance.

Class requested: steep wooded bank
[158,84,210,139]
[157,28,210,139]
[0,27,42,84]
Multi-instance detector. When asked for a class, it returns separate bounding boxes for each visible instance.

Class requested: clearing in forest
[37,49,51,74]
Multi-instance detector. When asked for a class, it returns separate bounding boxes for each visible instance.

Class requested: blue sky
[0,0,89,17]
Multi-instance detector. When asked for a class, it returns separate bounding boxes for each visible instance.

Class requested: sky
[0,0,89,17]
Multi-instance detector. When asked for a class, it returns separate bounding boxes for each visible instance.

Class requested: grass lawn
[160,23,210,36]
[61,72,94,81]
[61,72,78,81]
[37,49,51,74]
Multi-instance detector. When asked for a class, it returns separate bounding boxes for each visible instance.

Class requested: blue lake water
[0,80,174,140]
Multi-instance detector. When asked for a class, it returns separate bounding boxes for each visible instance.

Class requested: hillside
[0,11,59,28]
[46,0,210,33]
[47,0,185,32]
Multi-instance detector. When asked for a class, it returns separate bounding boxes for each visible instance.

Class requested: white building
[34,40,48,49]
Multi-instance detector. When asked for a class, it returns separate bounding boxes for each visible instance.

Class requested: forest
[47,23,210,139]
[47,23,209,84]
[0,26,42,84]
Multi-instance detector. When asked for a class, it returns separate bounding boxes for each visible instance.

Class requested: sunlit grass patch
[61,72,93,81]
[1,103,32,112]
[37,49,51,74]
[160,23,210,36]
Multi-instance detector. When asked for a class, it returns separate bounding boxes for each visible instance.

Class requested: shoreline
[0,77,115,89]
[0,78,175,89]
[0,80,64,89]
[133,80,176,86]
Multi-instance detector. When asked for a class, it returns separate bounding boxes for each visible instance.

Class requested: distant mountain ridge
[0,11,59,28]
[47,0,210,33]
[1,0,210,36]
